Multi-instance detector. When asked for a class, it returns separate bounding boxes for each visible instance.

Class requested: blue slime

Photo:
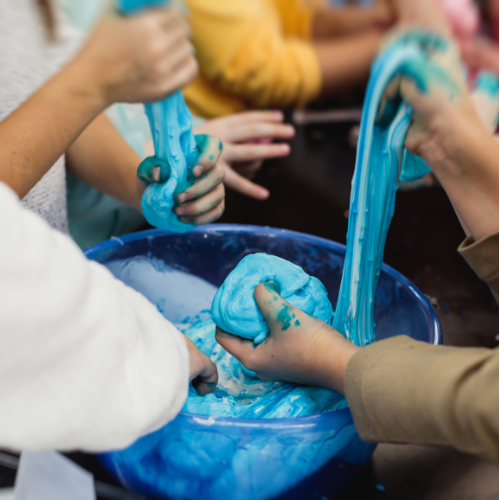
[118,0,200,233]
[333,33,445,346]
[212,253,334,344]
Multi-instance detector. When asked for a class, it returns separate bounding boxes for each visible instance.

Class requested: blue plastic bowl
[85,224,441,500]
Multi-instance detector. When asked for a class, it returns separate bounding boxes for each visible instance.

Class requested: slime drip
[118,0,199,233]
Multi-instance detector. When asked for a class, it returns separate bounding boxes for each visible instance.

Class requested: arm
[345,337,499,462]
[186,0,321,108]
[311,5,394,40]
[313,30,387,96]
[0,182,216,452]
[216,282,499,461]
[397,37,499,242]
[0,8,198,200]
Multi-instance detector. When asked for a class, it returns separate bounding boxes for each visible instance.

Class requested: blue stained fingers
[181,318,347,418]
[194,135,223,175]
[141,91,200,232]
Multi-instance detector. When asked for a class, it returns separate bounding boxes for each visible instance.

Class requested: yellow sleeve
[185,0,321,110]
[345,336,499,462]
[274,0,316,38]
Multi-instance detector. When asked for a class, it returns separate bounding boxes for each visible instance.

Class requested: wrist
[59,56,112,113]
[313,331,360,395]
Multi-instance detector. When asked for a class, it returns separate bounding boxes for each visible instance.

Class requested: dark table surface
[1,119,497,499]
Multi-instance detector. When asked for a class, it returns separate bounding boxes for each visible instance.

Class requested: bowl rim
[85,224,442,434]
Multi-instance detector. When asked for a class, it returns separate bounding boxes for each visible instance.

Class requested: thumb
[193,135,223,177]
[137,156,170,183]
[254,281,302,332]
[224,165,270,200]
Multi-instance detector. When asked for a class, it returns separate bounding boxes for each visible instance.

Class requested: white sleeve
[0,183,189,452]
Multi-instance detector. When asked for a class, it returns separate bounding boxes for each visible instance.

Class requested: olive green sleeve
[345,336,499,462]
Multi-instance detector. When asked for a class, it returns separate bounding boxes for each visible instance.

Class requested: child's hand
[72,7,198,107]
[379,30,499,240]
[215,281,359,394]
[138,135,226,225]
[194,111,295,200]
[184,336,218,396]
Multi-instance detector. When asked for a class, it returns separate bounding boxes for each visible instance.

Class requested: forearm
[314,30,384,96]
[66,114,145,212]
[430,124,499,241]
[345,336,499,461]
[0,60,107,199]
[311,6,393,40]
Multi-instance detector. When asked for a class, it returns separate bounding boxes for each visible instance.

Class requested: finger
[232,160,263,179]
[192,359,218,397]
[137,156,170,183]
[399,77,423,109]
[376,76,401,125]
[154,57,199,99]
[253,281,303,332]
[224,165,269,200]
[159,7,191,35]
[215,327,257,363]
[193,135,223,177]
[222,123,295,143]
[159,38,195,72]
[175,161,224,203]
[219,110,286,128]
[224,142,291,163]
[179,199,225,225]
[175,183,225,217]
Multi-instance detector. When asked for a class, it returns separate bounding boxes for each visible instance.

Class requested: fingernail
[280,145,289,152]
[180,216,190,223]
[176,207,186,215]
[264,281,281,294]
[178,193,188,203]
[193,165,203,177]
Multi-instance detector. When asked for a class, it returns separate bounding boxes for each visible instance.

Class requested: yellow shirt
[183,0,322,118]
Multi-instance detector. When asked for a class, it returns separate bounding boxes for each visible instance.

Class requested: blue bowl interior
[86,224,441,500]
[87,225,440,346]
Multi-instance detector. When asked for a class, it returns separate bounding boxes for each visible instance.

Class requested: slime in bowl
[85,225,441,500]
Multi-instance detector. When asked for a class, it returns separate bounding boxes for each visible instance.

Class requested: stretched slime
[118,0,199,233]
[333,33,445,346]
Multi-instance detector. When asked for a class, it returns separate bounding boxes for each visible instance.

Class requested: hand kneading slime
[118,0,199,233]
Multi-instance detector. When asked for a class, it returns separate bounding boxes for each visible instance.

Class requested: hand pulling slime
[118,0,199,233]
[213,32,460,350]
